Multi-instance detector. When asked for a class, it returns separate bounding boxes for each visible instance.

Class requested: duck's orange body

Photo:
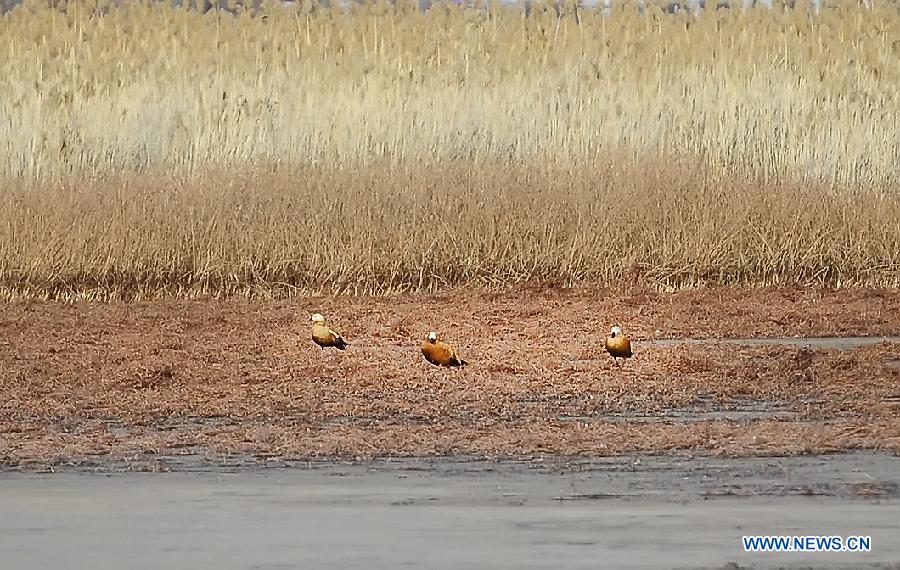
[421,334,466,367]
[311,314,348,350]
[605,327,632,363]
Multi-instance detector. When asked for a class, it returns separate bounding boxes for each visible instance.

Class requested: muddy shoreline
[5,451,898,502]
[2,452,898,570]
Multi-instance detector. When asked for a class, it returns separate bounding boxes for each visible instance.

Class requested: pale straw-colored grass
[2,1,899,182]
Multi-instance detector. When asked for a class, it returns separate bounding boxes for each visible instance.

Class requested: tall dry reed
[0,2,898,298]
[1,161,897,300]
[1,1,899,183]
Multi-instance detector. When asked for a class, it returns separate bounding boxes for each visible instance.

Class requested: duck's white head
[610,325,623,337]
[427,331,438,342]
[311,313,326,324]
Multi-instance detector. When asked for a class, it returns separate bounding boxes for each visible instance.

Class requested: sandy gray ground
[1,453,898,570]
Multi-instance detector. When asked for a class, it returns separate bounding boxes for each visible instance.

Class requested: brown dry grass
[2,162,899,300]
[2,288,898,467]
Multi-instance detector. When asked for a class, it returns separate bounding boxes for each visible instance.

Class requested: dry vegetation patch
[0,3,899,297]
[1,162,898,298]
[1,4,898,465]
[1,288,898,467]
[2,1,899,180]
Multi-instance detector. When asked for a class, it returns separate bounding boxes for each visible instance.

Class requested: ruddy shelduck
[310,313,348,351]
[605,325,632,365]
[421,332,466,367]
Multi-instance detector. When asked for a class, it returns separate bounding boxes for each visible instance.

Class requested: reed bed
[3,1,900,180]
[0,1,898,298]
[2,161,898,299]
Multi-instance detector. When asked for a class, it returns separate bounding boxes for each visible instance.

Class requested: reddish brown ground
[1,286,898,469]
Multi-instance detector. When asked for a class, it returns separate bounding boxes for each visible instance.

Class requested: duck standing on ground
[421,332,466,367]
[605,325,632,366]
[311,313,348,351]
